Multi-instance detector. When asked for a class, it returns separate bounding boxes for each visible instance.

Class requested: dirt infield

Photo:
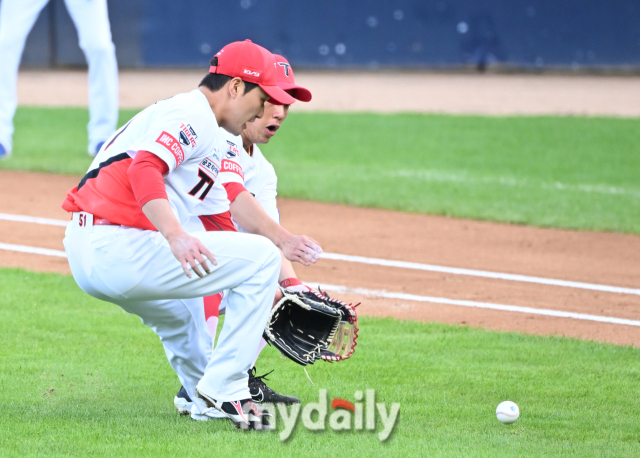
[4,70,640,345]
[1,170,639,346]
[16,70,640,116]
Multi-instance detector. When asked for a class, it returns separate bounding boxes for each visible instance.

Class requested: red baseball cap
[209,40,295,105]
[273,55,312,102]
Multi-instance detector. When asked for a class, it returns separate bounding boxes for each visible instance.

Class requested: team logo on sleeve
[226,140,239,158]
[179,123,198,148]
[156,131,185,166]
[221,159,244,179]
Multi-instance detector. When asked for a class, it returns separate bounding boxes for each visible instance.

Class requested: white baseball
[496,401,519,424]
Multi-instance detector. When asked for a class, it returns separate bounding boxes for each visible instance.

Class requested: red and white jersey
[240,143,279,227]
[219,130,279,230]
[62,89,245,228]
[182,135,280,234]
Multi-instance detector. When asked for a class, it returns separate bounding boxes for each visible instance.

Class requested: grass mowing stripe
[3,108,640,234]
[265,113,640,234]
[0,107,140,175]
[1,267,639,457]
[388,169,640,198]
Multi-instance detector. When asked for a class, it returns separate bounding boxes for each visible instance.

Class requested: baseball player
[62,40,321,429]
[173,55,315,415]
[0,0,118,158]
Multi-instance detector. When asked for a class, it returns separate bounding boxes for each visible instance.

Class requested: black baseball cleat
[196,388,272,430]
[248,366,300,405]
[174,385,193,415]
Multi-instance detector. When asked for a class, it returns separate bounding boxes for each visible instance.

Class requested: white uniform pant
[0,0,118,153]
[63,218,280,404]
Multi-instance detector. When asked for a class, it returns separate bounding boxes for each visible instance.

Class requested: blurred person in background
[0,0,118,158]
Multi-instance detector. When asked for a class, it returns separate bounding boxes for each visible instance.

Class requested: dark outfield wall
[20,0,640,69]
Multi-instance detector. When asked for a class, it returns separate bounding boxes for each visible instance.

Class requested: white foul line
[0,242,67,258]
[1,212,639,297]
[0,240,637,328]
[0,213,68,227]
[321,252,640,296]
[308,282,640,327]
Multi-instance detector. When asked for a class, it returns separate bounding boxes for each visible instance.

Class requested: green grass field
[2,107,640,234]
[1,268,639,457]
[1,107,639,456]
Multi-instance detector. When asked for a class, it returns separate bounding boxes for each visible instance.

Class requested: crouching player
[174,55,317,416]
[61,40,322,429]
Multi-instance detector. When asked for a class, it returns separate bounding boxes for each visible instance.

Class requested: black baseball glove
[264,288,359,366]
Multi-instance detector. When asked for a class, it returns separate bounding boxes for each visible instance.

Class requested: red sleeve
[223,182,248,203]
[127,151,170,207]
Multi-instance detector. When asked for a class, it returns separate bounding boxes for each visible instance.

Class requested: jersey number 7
[189,170,214,201]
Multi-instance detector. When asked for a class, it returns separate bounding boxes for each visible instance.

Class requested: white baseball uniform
[171,131,280,372]
[220,140,281,367]
[62,89,281,408]
[236,142,280,227]
[182,132,279,231]
[0,0,118,153]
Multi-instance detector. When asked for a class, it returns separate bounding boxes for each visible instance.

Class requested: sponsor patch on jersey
[199,157,220,178]
[156,131,184,166]
[179,123,197,148]
[226,140,239,158]
[221,159,244,179]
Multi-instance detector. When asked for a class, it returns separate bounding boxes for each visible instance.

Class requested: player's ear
[228,77,243,99]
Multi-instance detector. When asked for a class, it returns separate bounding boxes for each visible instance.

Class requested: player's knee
[79,39,115,58]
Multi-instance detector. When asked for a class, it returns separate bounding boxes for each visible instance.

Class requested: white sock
[206,316,219,346]
[251,337,268,368]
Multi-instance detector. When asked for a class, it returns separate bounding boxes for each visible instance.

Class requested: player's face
[226,82,269,136]
[242,102,290,145]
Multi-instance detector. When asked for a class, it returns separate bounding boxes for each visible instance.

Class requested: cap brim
[260,84,296,105]
[277,82,312,102]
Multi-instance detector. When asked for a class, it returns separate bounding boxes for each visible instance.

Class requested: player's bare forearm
[279,255,297,283]
[142,198,217,277]
[230,191,287,241]
[141,198,184,240]
[272,255,297,305]
[230,191,322,266]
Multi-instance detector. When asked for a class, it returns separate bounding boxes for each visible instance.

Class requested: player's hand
[281,234,322,266]
[167,232,217,278]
